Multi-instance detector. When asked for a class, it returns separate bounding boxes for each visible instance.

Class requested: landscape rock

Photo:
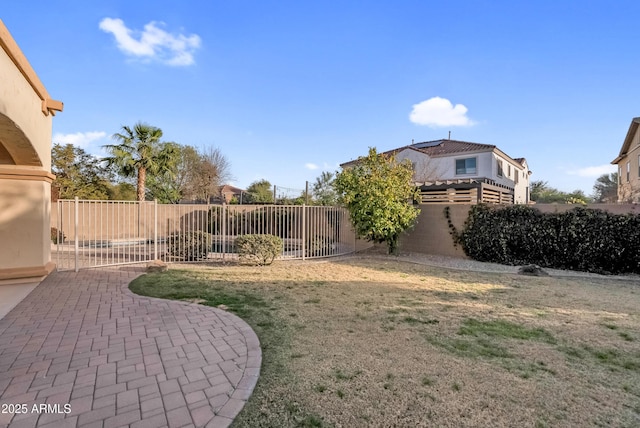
[518,264,549,276]
[147,260,168,273]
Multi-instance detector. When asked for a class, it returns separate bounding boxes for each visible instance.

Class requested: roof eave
[0,19,63,116]
[615,117,640,160]
[339,146,424,168]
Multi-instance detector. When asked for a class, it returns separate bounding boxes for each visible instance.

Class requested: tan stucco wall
[397,204,470,258]
[618,144,640,203]
[0,20,61,280]
[0,175,54,279]
[394,203,640,259]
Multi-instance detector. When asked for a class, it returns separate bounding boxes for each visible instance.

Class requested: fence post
[354,213,357,253]
[74,196,79,272]
[222,204,227,260]
[154,200,158,260]
[55,199,60,269]
[302,204,306,260]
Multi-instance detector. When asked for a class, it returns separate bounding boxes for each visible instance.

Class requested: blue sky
[3,1,637,196]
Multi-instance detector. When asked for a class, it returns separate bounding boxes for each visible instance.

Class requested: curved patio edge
[0,266,262,428]
[121,282,263,427]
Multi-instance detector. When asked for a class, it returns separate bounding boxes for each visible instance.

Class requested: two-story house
[611,117,640,203]
[342,139,531,204]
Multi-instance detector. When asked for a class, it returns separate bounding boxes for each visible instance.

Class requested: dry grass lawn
[129,256,640,427]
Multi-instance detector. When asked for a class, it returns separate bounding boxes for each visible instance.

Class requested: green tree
[102,122,179,201]
[592,173,618,203]
[566,190,591,205]
[106,182,137,200]
[530,180,591,204]
[244,179,274,203]
[52,143,111,200]
[146,145,233,203]
[312,171,338,205]
[334,147,419,254]
[144,142,183,203]
[530,180,564,203]
[278,192,307,205]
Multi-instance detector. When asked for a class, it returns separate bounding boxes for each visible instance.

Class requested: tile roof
[219,184,245,193]
[411,139,495,156]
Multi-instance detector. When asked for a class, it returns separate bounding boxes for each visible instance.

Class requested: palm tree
[103,122,177,201]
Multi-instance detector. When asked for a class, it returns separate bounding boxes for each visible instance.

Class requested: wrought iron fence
[53,199,358,271]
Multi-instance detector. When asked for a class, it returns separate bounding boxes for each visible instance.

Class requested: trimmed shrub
[236,234,283,265]
[167,231,212,261]
[451,204,640,275]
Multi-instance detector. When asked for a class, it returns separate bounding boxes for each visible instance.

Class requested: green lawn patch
[459,318,557,344]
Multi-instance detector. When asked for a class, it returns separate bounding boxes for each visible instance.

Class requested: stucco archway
[0,112,42,166]
[0,19,62,282]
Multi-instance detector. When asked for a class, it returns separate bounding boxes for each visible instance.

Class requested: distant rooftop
[340,138,526,168]
[410,139,495,156]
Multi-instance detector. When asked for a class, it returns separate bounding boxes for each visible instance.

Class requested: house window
[627,162,630,182]
[514,170,519,184]
[455,158,477,175]
[507,164,511,178]
[497,159,504,177]
[619,166,622,184]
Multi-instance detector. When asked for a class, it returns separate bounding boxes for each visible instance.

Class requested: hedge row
[452,205,640,274]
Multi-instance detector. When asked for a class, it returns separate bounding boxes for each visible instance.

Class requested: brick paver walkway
[0,267,261,428]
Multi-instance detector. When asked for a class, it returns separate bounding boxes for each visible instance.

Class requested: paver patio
[0,267,261,428]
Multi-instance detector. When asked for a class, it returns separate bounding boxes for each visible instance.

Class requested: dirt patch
[139,258,640,427]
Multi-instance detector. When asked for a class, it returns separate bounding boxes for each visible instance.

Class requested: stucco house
[611,117,640,203]
[342,139,531,204]
[0,20,63,281]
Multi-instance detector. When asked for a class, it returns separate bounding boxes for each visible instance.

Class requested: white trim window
[627,161,631,182]
[497,159,504,177]
[455,157,477,175]
[619,166,622,184]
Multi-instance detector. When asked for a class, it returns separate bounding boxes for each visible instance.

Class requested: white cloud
[567,164,617,178]
[99,18,201,66]
[305,163,319,170]
[53,131,107,148]
[409,96,476,128]
[323,162,338,170]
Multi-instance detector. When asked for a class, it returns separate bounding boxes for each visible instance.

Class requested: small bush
[166,231,212,261]
[51,227,65,244]
[452,204,640,274]
[236,234,283,265]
